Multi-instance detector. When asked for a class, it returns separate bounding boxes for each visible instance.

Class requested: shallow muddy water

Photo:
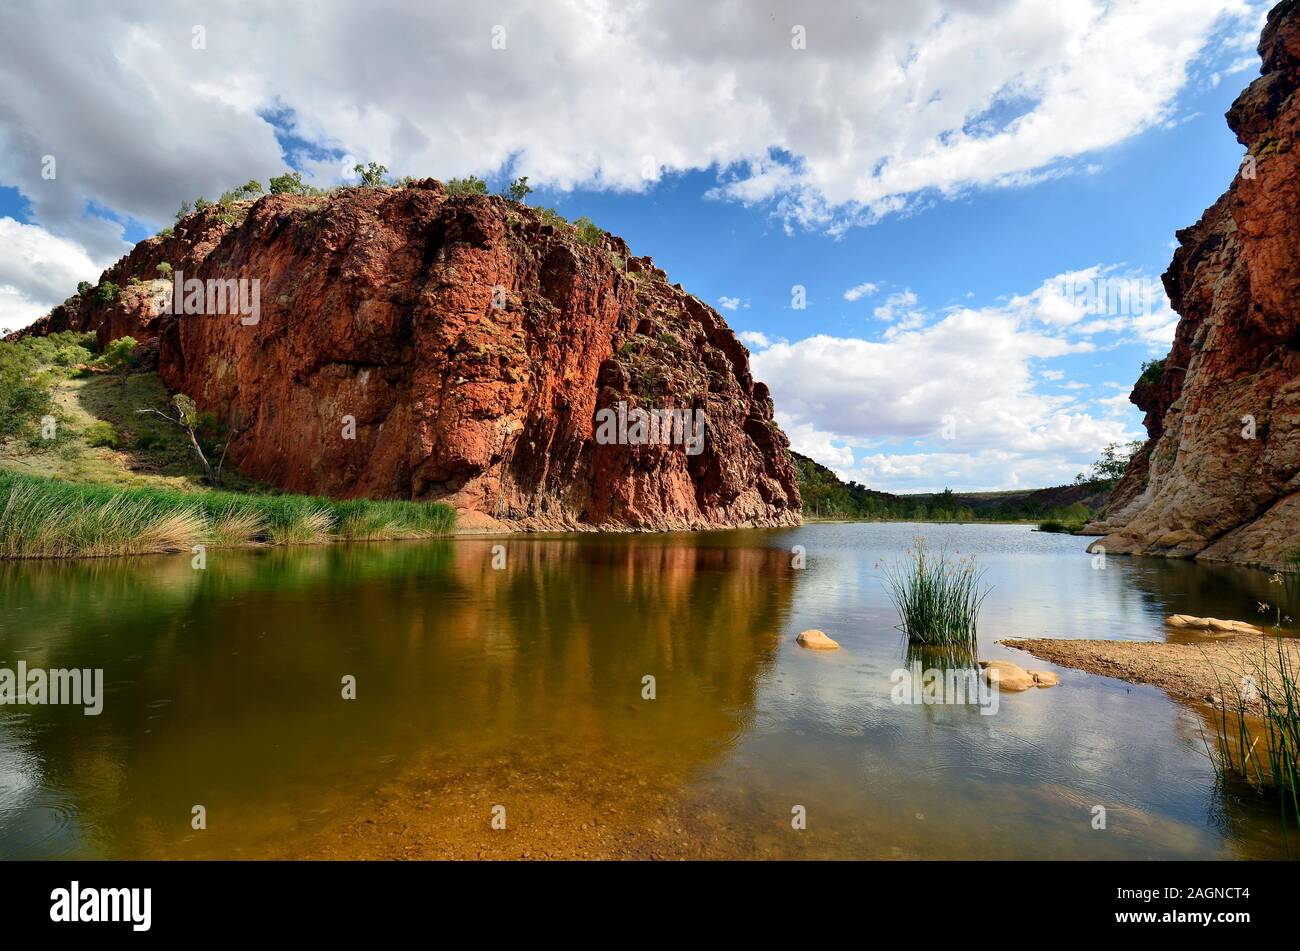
[0,522,1293,859]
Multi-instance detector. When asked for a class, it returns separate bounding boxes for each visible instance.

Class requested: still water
[0,522,1292,859]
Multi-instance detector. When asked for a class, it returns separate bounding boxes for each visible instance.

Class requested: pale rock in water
[796,629,839,651]
[979,660,1036,692]
[1165,615,1263,635]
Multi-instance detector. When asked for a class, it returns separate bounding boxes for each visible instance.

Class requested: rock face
[19,182,801,531]
[1087,1,1300,569]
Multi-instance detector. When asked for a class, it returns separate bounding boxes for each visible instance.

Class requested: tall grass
[883,540,989,647]
[1206,634,1300,837]
[0,471,456,559]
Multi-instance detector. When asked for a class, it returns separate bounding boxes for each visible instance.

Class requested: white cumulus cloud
[0,0,1262,240]
[0,218,107,333]
[752,270,1150,490]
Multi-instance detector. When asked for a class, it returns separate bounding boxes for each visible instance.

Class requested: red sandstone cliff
[1087,0,1300,568]
[20,182,801,531]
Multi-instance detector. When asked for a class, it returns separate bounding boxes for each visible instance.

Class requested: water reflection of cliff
[0,536,798,858]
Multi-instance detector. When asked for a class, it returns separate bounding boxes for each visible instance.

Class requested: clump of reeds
[882,539,989,647]
[0,471,456,559]
[1206,636,1300,833]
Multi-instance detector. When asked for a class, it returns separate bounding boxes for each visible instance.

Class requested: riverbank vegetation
[1208,637,1300,830]
[1207,572,1300,830]
[1036,515,1088,534]
[0,471,456,559]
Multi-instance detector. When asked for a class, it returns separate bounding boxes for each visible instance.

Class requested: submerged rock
[796,629,839,651]
[979,660,1036,692]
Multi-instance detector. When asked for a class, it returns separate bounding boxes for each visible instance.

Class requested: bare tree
[137,393,243,486]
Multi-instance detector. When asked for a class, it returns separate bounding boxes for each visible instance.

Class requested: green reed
[883,539,989,647]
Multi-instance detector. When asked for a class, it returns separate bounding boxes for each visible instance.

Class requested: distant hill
[790,451,1110,522]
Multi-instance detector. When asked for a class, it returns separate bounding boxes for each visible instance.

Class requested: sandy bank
[1001,634,1300,714]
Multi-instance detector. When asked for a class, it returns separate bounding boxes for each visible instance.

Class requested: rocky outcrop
[1087,1,1300,569]
[18,181,801,531]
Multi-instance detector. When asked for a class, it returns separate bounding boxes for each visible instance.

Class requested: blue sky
[0,0,1272,491]
[537,65,1253,491]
